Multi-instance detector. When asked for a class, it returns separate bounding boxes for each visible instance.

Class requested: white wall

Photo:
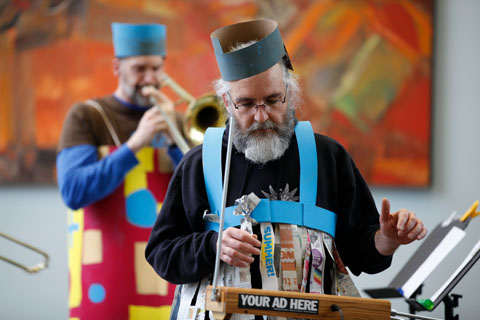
[0,187,68,319]
[1,1,479,319]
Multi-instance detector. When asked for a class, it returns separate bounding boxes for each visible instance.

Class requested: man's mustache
[135,84,160,94]
[246,120,277,134]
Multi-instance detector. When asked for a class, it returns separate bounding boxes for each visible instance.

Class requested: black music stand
[406,239,480,320]
[365,203,480,320]
[365,216,471,300]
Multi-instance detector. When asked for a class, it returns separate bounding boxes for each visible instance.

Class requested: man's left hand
[375,198,428,256]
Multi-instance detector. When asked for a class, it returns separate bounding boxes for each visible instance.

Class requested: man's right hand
[220,227,261,268]
[126,85,177,153]
[126,106,172,153]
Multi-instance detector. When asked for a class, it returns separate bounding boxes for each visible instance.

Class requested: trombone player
[57,22,182,319]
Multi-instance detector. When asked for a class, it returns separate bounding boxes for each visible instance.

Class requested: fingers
[395,209,410,235]
[394,209,428,241]
[220,228,261,268]
[143,105,175,133]
[141,85,158,99]
[405,217,428,240]
[222,228,261,254]
[380,198,391,224]
[395,210,416,234]
[379,198,428,244]
[127,107,171,151]
[144,107,170,128]
[220,248,253,268]
[142,86,174,111]
[416,226,428,240]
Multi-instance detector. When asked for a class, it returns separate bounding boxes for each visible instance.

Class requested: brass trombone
[0,231,49,273]
[153,74,227,150]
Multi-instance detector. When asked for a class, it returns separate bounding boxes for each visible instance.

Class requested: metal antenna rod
[211,115,235,301]
[391,309,443,320]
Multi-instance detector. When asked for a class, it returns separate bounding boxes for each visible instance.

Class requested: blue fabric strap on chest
[202,127,224,215]
[202,121,337,237]
[296,121,318,205]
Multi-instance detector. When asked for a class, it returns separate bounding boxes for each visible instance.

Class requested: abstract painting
[0,0,433,186]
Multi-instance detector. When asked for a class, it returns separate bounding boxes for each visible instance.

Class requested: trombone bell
[184,94,227,146]
[161,73,227,147]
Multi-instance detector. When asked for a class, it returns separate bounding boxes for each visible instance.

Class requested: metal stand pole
[442,294,461,320]
[210,116,235,301]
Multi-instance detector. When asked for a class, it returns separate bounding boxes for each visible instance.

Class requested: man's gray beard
[123,83,155,107]
[132,91,151,106]
[232,108,296,164]
[132,87,153,106]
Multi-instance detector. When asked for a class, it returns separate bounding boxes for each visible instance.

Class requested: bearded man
[57,22,183,319]
[145,19,427,320]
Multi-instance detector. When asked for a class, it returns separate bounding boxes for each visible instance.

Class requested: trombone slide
[0,231,49,273]
[153,101,191,154]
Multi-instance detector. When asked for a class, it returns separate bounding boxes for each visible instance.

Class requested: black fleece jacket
[145,127,392,285]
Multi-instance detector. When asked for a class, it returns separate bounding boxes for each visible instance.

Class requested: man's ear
[112,58,120,77]
[222,93,230,112]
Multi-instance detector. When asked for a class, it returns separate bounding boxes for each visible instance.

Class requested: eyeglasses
[227,84,288,114]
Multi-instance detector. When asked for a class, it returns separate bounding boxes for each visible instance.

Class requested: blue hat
[210,19,293,81]
[111,23,166,58]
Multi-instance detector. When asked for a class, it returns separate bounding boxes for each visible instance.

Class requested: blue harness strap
[296,121,317,205]
[202,127,224,216]
[202,121,337,237]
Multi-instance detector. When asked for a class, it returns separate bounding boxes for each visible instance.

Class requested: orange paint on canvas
[0,0,433,186]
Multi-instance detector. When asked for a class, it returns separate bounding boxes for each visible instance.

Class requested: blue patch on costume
[151,133,168,148]
[126,189,157,228]
[88,283,106,303]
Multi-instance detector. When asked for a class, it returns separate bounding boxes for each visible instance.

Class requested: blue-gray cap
[210,19,293,81]
[111,23,166,58]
